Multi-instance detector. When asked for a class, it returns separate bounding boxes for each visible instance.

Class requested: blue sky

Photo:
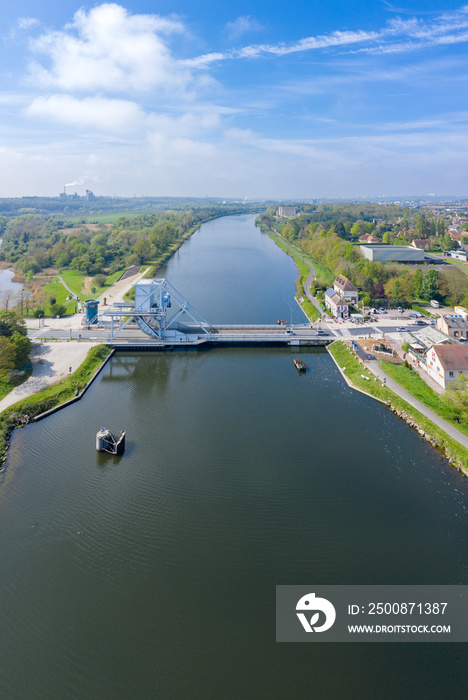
[1,1,468,198]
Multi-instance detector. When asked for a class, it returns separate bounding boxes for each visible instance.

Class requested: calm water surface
[1,215,467,699]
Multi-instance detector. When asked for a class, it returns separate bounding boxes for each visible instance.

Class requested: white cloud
[28,3,192,94]
[26,95,145,133]
[225,16,264,41]
[17,17,39,31]
[188,6,468,66]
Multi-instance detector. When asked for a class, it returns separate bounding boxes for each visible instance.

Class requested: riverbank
[328,341,468,476]
[256,219,324,321]
[0,344,112,467]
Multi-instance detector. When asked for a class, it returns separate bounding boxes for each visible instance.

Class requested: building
[454,306,468,319]
[277,206,297,217]
[333,275,358,304]
[412,239,431,250]
[324,288,348,318]
[425,344,468,389]
[360,245,425,263]
[448,250,468,262]
[436,314,468,339]
[358,234,379,243]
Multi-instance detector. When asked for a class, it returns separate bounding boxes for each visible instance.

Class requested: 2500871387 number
[367,603,448,615]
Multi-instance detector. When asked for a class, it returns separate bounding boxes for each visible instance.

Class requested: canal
[0,215,467,699]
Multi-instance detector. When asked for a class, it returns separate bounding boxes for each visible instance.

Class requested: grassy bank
[380,360,468,435]
[0,345,112,467]
[42,279,77,315]
[0,364,33,402]
[257,221,322,322]
[328,341,468,474]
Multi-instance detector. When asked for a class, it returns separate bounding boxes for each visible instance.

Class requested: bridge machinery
[103,278,212,341]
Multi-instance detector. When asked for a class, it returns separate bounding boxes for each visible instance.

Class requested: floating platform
[96,428,125,455]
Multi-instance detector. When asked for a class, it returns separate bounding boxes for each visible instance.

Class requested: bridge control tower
[104,279,212,341]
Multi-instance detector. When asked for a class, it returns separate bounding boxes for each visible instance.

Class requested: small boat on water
[277,319,286,325]
[293,358,306,372]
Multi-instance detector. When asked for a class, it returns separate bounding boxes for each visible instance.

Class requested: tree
[133,237,151,264]
[50,303,67,317]
[362,277,375,296]
[413,269,423,298]
[374,281,386,298]
[445,374,468,422]
[0,336,16,373]
[11,331,31,368]
[420,270,440,301]
[442,233,452,250]
[93,273,107,289]
[0,309,27,337]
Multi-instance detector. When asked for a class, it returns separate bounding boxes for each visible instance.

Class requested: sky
[1,1,468,199]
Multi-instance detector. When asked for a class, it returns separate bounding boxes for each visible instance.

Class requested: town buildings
[425,344,468,389]
[436,315,468,340]
[276,206,297,217]
[333,275,359,304]
[324,289,348,318]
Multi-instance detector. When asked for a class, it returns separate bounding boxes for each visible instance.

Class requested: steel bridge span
[100,279,332,349]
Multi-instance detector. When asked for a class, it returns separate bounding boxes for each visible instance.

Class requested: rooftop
[334,274,357,292]
[429,344,468,370]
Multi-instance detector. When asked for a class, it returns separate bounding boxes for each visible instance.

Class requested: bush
[50,303,67,317]
[6,369,27,385]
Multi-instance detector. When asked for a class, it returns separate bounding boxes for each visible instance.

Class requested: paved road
[364,359,468,450]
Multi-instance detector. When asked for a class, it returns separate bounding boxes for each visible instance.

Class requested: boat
[293,358,306,372]
[277,319,286,325]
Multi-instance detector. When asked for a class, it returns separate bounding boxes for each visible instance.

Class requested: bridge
[99,278,332,348]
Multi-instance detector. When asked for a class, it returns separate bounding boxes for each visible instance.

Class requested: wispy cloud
[225,16,264,41]
[187,5,468,66]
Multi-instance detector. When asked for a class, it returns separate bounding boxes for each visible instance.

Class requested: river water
[1,215,467,699]
[0,237,23,303]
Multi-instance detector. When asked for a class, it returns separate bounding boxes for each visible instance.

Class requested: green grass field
[59,270,85,298]
[42,280,77,315]
[380,360,467,434]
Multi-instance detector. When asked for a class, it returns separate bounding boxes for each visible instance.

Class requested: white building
[360,245,425,263]
[277,206,297,217]
[324,288,348,318]
[333,275,359,305]
[425,345,468,389]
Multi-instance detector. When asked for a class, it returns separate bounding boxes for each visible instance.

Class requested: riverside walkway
[364,358,468,450]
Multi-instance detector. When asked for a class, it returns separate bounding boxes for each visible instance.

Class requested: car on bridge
[315,329,329,336]
[396,326,407,332]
